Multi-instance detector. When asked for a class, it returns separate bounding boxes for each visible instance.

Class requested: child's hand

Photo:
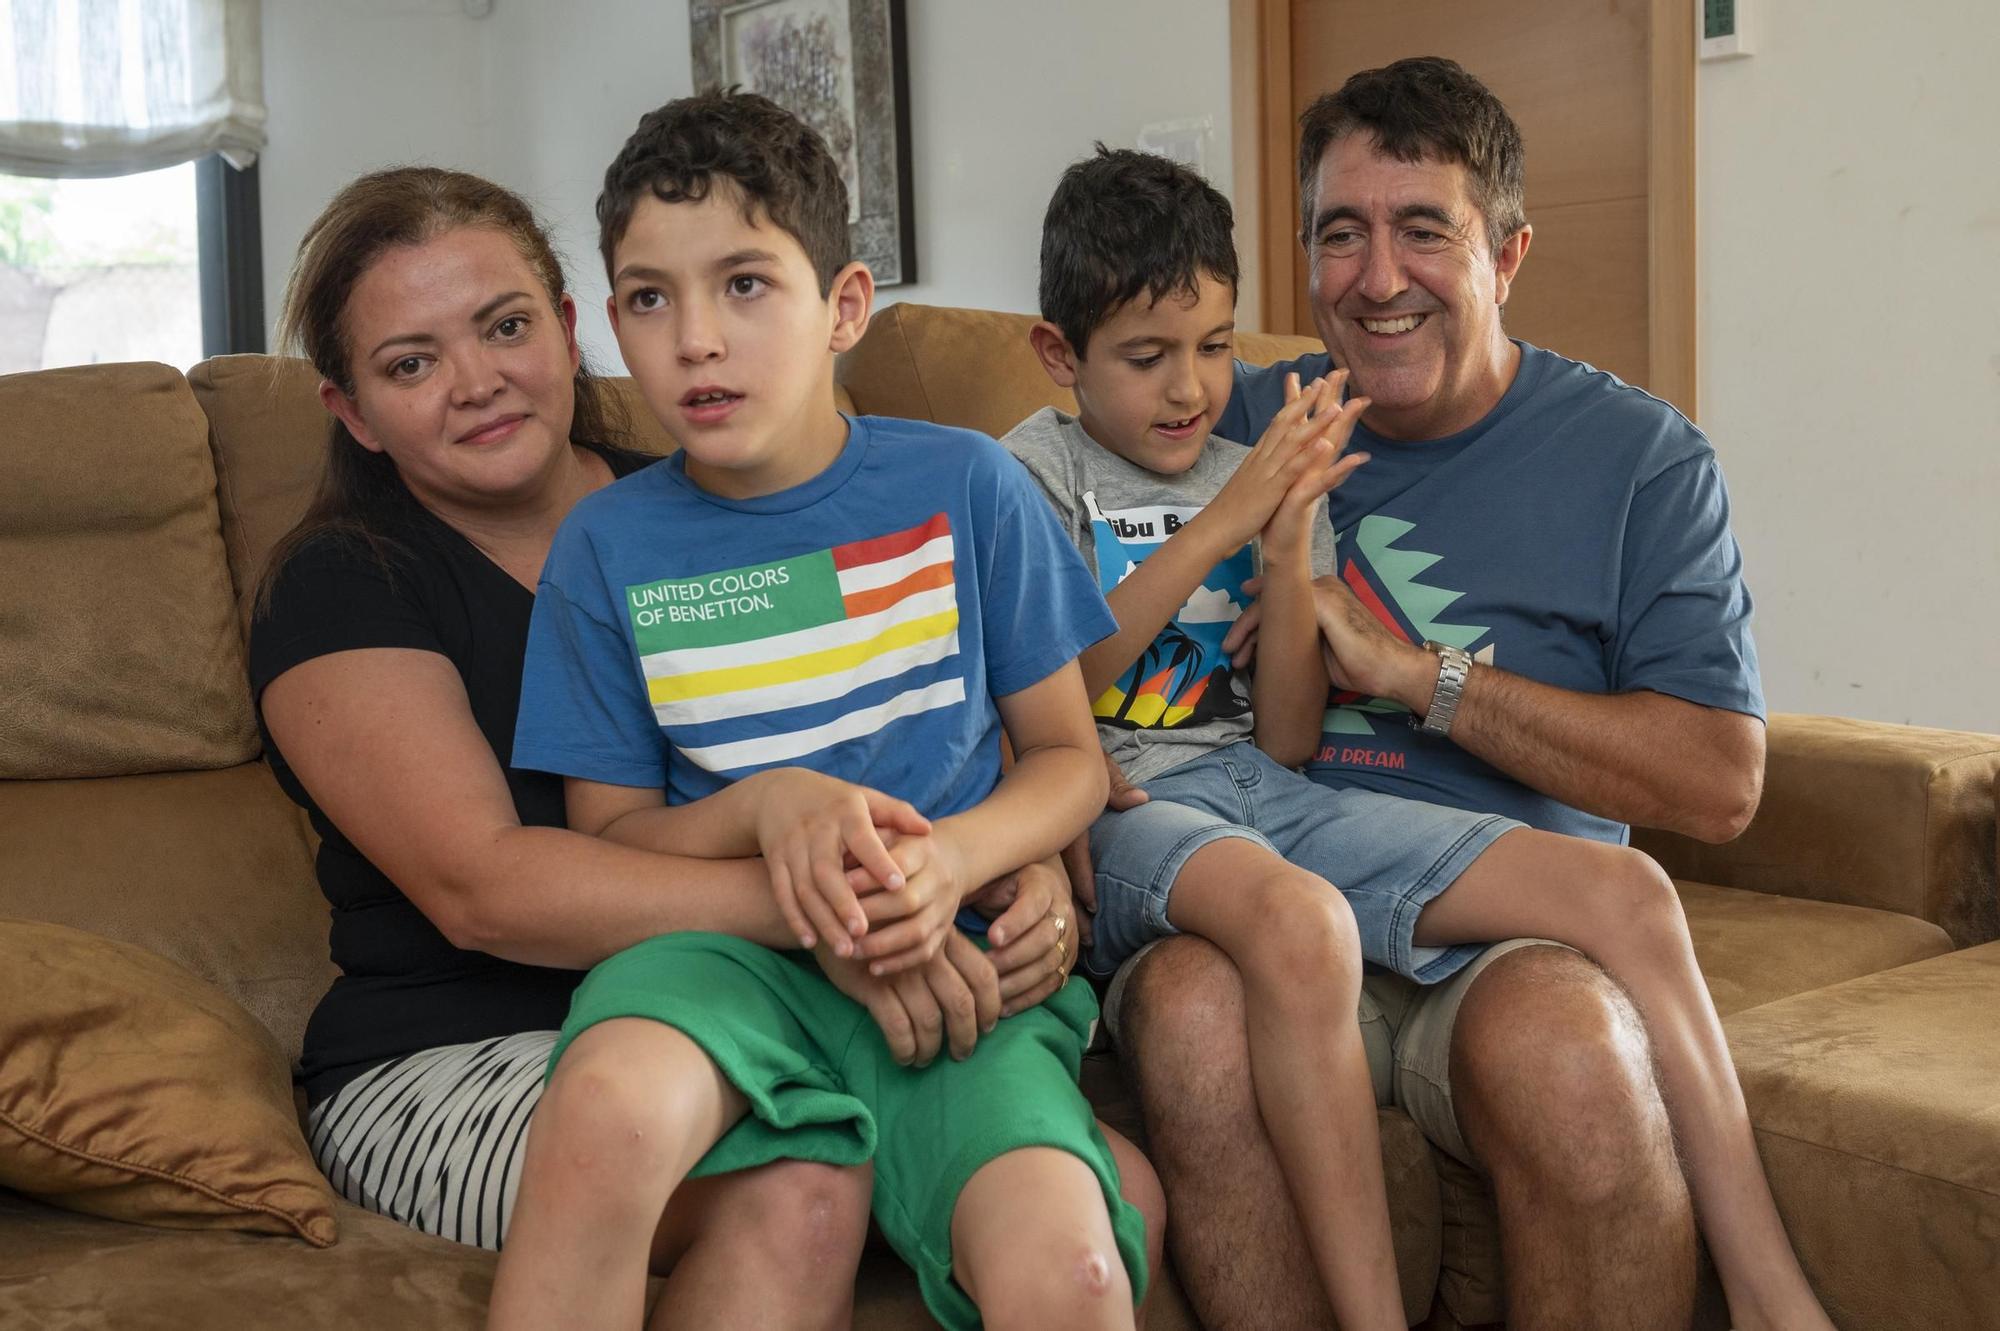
[753,769,931,957]
[848,828,973,975]
[1204,373,1339,548]
[1262,373,1371,559]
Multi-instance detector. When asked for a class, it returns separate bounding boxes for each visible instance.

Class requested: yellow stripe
[647,609,960,705]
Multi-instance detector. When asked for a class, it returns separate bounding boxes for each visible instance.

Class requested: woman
[251,167,1155,1327]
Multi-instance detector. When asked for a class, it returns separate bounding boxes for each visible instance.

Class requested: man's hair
[1297,56,1526,257]
[597,88,850,293]
[1038,145,1239,357]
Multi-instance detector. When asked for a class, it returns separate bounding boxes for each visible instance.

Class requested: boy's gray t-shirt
[1002,406,1337,784]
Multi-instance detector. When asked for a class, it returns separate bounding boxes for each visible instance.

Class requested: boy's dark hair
[598,88,850,294]
[1038,145,1238,357]
[1297,56,1525,257]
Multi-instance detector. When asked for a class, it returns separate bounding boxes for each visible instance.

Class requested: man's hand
[816,929,999,1066]
[751,769,931,957]
[1308,571,1438,711]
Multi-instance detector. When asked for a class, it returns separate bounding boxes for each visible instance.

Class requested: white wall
[1697,0,2000,732]
[258,1,1994,732]
[887,1,1232,316]
[259,0,690,370]
[259,0,1233,370]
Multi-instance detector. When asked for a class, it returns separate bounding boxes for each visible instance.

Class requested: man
[1103,57,1823,1330]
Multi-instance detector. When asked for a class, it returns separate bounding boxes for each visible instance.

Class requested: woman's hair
[256,166,631,610]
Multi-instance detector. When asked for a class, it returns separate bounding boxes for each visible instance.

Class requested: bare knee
[712,1160,872,1275]
[1119,937,1247,1090]
[972,1231,1133,1330]
[1451,946,1678,1210]
[537,1040,687,1193]
[1234,870,1361,1000]
[1574,847,1692,968]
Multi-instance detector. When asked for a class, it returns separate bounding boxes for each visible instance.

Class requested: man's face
[1303,133,1528,441]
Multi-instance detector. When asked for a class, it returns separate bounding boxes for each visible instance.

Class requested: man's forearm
[1412,661,1765,842]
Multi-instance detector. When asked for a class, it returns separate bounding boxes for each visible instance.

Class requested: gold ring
[1053,913,1068,942]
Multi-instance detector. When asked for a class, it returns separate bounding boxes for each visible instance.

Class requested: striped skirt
[305,1030,557,1250]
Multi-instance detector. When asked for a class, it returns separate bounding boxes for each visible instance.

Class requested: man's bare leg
[1117,937,1335,1328]
[1420,835,1832,1331]
[1450,945,1697,1331]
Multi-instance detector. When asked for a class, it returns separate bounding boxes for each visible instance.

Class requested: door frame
[1229,0,1697,415]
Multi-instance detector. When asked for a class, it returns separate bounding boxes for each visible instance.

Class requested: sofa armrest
[1632,714,2000,946]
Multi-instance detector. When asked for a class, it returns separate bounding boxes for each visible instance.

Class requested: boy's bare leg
[641,1160,872,1331]
[488,1018,748,1331]
[1100,1123,1167,1327]
[1166,839,1405,1330]
[1414,831,1836,1331]
[952,1146,1135,1331]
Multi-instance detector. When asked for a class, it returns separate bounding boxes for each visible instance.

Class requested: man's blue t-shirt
[1217,343,1764,845]
[513,415,1117,823]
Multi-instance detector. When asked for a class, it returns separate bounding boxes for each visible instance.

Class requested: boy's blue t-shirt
[513,415,1117,822]
[1219,343,1764,845]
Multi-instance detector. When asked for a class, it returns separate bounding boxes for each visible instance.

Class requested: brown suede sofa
[1,301,1996,1330]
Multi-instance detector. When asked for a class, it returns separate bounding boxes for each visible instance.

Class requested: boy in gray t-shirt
[999,147,1521,1327]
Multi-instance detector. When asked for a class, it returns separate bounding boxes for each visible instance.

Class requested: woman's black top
[249,447,652,1106]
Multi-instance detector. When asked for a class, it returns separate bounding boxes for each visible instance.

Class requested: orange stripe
[840,560,955,618]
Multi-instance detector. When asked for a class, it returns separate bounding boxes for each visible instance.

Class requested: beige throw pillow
[0,918,337,1246]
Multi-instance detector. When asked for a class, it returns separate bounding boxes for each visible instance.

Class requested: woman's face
[320,225,583,517]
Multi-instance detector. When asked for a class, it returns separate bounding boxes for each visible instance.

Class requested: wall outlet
[1701,0,1753,60]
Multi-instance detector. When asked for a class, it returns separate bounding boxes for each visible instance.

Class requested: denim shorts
[1085,741,1520,985]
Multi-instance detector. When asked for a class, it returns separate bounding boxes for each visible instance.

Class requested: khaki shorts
[1102,935,1573,1166]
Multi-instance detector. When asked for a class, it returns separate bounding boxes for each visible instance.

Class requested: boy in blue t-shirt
[492,94,1146,1331]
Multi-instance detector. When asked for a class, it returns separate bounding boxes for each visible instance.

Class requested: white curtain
[0,0,264,177]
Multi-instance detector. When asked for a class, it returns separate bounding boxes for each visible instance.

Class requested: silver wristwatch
[1410,641,1471,737]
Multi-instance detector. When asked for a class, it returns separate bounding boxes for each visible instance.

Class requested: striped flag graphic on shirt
[624,513,963,775]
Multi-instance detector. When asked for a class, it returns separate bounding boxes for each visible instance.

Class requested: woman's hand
[982,857,1082,1017]
[751,769,931,957]
[817,929,999,1065]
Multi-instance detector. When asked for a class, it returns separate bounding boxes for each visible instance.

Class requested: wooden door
[1234,0,1695,414]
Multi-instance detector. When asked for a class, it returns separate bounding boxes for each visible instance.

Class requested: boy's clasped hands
[1205,370,1370,562]
[748,769,1072,1065]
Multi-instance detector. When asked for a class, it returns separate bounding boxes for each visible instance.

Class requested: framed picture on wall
[691,0,917,285]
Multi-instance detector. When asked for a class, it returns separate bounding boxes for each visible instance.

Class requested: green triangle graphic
[1354,516,1489,650]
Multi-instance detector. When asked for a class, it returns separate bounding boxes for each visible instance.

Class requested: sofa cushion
[0,919,337,1247]
[1635,714,2000,947]
[1723,942,2000,1330]
[0,362,256,779]
[1676,878,1954,1017]
[837,303,1324,439]
[0,763,332,1063]
[1419,880,1949,1326]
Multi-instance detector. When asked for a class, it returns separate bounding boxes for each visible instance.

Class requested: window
[1,0,266,372]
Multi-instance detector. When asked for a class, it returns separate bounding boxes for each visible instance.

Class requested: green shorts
[549,931,1148,1330]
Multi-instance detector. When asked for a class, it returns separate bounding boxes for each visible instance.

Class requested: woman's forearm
[438,826,793,968]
